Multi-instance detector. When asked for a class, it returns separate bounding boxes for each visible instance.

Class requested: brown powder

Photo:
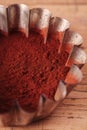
[0,31,70,113]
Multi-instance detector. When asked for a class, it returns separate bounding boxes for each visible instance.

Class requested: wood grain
[0,0,87,130]
[0,0,87,5]
[0,128,12,130]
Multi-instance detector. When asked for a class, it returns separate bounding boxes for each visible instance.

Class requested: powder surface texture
[0,31,70,113]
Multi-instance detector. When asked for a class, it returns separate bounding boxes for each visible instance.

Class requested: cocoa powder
[0,30,70,113]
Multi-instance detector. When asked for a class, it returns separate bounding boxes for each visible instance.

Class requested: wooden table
[0,0,87,130]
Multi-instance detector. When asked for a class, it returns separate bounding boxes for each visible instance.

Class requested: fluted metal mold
[7,4,29,37]
[30,8,51,43]
[0,4,86,126]
[48,17,70,52]
[0,5,8,35]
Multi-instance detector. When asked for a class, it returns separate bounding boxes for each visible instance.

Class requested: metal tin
[0,4,86,126]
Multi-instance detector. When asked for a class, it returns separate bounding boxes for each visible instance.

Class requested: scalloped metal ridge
[0,4,86,126]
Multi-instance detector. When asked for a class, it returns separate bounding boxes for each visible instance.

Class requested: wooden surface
[0,0,87,130]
